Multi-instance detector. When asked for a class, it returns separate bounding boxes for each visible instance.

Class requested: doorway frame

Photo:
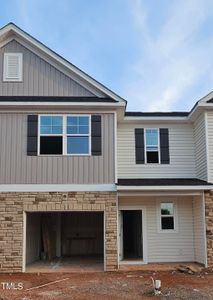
[118,206,147,265]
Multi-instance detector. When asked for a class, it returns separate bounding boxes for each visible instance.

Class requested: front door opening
[122,210,142,260]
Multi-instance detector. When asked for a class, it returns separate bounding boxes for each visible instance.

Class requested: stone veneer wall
[204,191,213,267]
[0,191,118,272]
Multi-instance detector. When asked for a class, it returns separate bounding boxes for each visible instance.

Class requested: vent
[3,53,23,81]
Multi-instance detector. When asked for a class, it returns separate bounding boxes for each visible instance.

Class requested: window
[145,129,159,163]
[66,116,89,154]
[3,53,23,81]
[40,116,63,155]
[160,203,175,230]
[39,115,90,155]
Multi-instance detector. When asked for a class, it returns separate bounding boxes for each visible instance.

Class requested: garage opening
[25,211,104,272]
[122,210,142,260]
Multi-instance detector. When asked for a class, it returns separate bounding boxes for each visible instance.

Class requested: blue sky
[1,0,213,111]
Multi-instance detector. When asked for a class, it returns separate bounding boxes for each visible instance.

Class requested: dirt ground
[0,269,213,300]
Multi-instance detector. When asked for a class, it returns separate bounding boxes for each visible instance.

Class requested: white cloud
[17,0,33,31]
[124,0,213,111]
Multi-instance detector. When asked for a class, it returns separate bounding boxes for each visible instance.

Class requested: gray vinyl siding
[119,196,196,263]
[117,122,196,178]
[193,113,208,181]
[0,113,114,184]
[0,40,95,97]
[206,111,213,183]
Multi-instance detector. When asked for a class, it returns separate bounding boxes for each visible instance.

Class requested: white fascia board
[0,184,117,192]
[188,102,213,120]
[0,24,126,103]
[118,191,203,197]
[0,102,125,108]
[123,116,189,123]
[117,185,212,191]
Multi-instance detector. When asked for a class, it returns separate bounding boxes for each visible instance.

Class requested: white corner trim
[0,184,117,192]
[114,112,118,183]
[204,112,210,182]
[202,192,208,267]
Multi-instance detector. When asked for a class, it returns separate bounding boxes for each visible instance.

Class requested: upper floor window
[3,53,23,82]
[135,127,169,164]
[39,115,90,155]
[145,128,159,163]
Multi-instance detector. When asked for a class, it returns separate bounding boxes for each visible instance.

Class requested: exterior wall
[0,39,95,97]
[0,191,118,272]
[194,113,208,181]
[206,112,213,183]
[192,196,206,264]
[204,191,213,267]
[117,122,196,178]
[26,213,41,264]
[119,196,196,263]
[0,113,114,184]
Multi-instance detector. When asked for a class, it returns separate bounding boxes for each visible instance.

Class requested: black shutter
[160,128,170,164]
[135,128,145,164]
[91,115,102,156]
[27,115,38,156]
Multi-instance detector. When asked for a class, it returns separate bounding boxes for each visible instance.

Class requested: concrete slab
[26,256,104,273]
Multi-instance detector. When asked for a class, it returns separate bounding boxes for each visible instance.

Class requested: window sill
[158,229,178,234]
[38,154,91,157]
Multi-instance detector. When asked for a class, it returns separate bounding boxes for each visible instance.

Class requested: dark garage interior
[26,211,104,272]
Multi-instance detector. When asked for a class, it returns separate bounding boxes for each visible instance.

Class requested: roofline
[0,96,118,103]
[117,185,212,191]
[0,23,127,104]
[0,101,125,108]
[125,112,189,117]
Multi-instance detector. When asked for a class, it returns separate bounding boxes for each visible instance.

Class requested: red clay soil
[0,270,213,300]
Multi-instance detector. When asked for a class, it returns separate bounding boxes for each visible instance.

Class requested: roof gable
[0,23,126,103]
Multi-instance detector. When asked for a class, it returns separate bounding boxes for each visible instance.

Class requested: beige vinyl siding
[206,111,213,183]
[119,196,197,262]
[194,113,207,181]
[0,113,114,184]
[0,39,96,97]
[193,196,206,264]
[117,123,196,178]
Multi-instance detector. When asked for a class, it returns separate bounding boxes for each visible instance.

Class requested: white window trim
[3,52,23,82]
[144,128,160,164]
[38,114,91,156]
[157,199,178,233]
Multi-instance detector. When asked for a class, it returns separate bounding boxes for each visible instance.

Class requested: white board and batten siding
[117,123,196,179]
[119,196,205,263]
[193,113,208,181]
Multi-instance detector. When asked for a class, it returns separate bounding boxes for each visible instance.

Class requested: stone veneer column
[0,191,118,272]
[204,191,213,267]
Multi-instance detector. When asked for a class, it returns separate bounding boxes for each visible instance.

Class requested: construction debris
[177,264,202,275]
